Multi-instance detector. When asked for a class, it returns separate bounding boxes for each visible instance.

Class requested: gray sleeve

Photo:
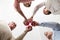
[39,22,60,31]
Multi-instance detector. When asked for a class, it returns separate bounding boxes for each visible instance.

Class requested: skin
[14,0,33,20]
[31,21,39,26]
[44,31,53,40]
[31,21,53,40]
[23,2,32,7]
[8,21,32,31]
[8,22,16,30]
[14,0,34,26]
[43,7,51,15]
[26,2,51,23]
[8,21,32,40]
[15,25,32,40]
[23,17,33,26]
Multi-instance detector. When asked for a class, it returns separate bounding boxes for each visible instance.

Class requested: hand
[23,20,29,26]
[31,21,39,26]
[23,17,33,26]
[44,31,53,39]
[26,25,32,32]
[27,17,33,23]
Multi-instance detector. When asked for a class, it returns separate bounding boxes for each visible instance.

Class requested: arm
[31,21,57,27]
[39,22,58,27]
[15,26,32,40]
[14,0,27,20]
[15,30,28,40]
[31,2,45,18]
[39,22,60,31]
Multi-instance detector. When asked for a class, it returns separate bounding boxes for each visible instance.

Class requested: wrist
[38,23,40,26]
[24,18,27,20]
[31,16,33,18]
[24,30,28,33]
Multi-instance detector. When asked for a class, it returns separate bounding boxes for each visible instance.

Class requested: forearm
[32,2,45,17]
[32,5,40,17]
[16,8,27,20]
[38,22,55,27]
[15,30,28,40]
[14,0,27,20]
[38,22,60,31]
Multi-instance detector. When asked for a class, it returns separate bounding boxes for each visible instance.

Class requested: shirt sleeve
[39,22,60,31]
[37,2,45,8]
[15,31,27,40]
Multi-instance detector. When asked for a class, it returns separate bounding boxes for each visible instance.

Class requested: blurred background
[0,0,60,40]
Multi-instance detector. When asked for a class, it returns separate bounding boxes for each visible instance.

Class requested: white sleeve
[32,2,45,17]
